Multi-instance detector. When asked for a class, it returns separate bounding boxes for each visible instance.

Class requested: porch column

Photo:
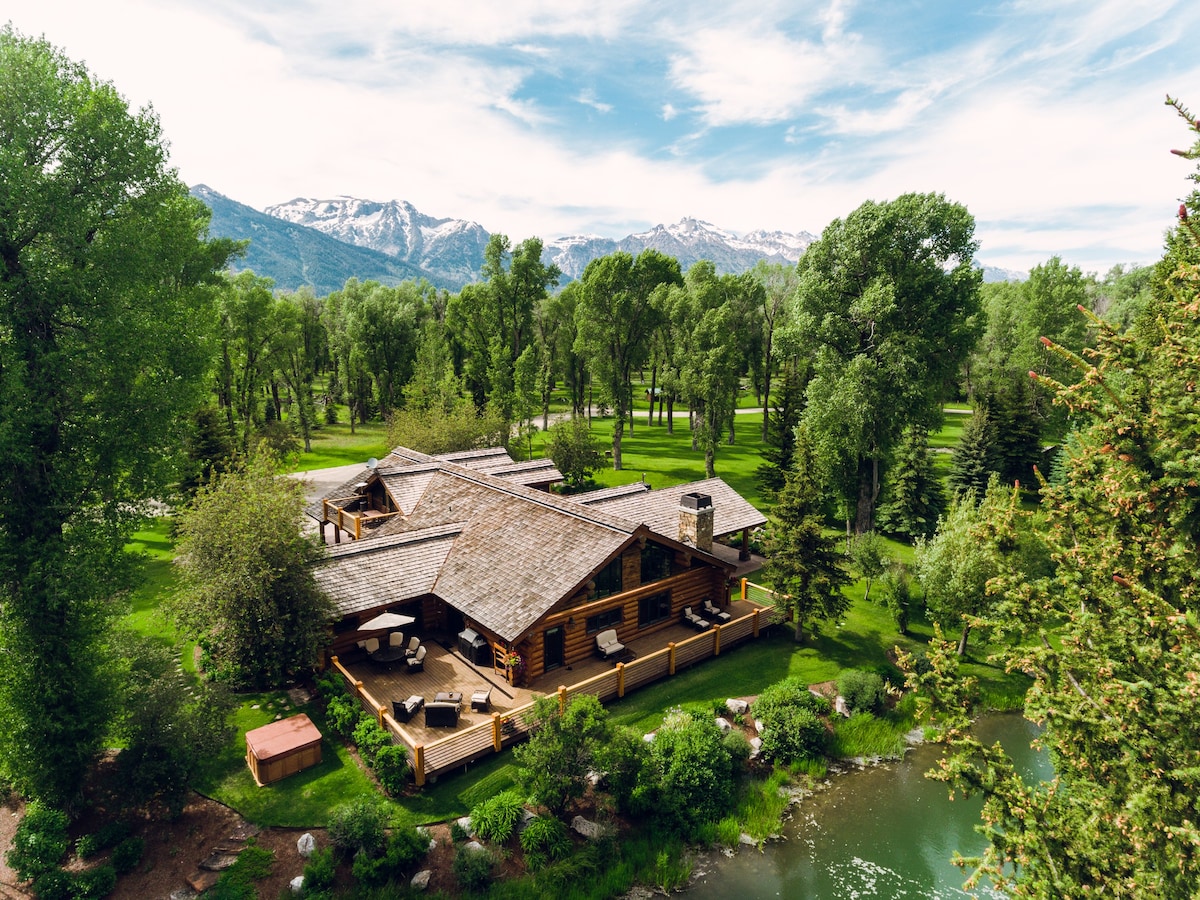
[739,527,751,561]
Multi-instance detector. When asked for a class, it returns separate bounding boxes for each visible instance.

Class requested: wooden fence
[333,579,787,785]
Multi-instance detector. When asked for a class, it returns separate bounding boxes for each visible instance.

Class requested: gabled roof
[310,447,757,642]
[579,477,767,538]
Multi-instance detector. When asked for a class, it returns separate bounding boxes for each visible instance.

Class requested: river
[687,713,1051,899]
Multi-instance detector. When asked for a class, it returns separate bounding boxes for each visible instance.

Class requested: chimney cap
[679,491,712,510]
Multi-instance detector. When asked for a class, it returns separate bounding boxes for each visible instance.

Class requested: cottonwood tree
[171,454,333,689]
[0,28,237,807]
[575,249,682,468]
[904,101,1200,895]
[748,260,798,441]
[794,192,982,533]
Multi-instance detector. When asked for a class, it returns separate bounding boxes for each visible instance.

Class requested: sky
[7,0,1200,274]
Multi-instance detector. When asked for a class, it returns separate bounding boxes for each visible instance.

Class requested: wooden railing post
[492,713,502,751]
[413,746,425,786]
[616,662,625,697]
[668,642,676,675]
[713,623,721,655]
[741,577,748,601]
[558,685,567,713]
[377,705,386,729]
[753,607,760,637]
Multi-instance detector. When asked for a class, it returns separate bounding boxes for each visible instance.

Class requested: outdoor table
[435,691,463,706]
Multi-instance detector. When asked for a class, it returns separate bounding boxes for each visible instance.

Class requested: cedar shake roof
[581,478,768,538]
[309,447,756,642]
[574,482,652,503]
[313,523,461,617]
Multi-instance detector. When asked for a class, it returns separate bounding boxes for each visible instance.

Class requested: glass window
[638,591,672,628]
[640,543,673,583]
[586,608,623,634]
[592,557,623,599]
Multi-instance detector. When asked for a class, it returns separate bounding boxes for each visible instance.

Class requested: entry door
[543,625,565,671]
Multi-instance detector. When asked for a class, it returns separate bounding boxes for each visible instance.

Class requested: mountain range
[192,185,1023,295]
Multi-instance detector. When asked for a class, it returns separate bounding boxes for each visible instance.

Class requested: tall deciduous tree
[575,250,682,468]
[748,260,798,441]
[794,193,982,533]
[0,28,237,806]
[171,455,333,689]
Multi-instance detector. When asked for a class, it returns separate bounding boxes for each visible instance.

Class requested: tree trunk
[666,396,674,433]
[854,457,879,534]
[612,412,624,470]
[648,365,657,426]
[792,616,805,643]
[957,623,971,657]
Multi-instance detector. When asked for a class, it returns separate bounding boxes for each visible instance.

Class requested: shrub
[449,821,470,843]
[752,677,830,722]
[7,801,69,882]
[72,864,117,900]
[324,694,361,740]
[352,717,392,767]
[372,744,410,795]
[328,798,387,857]
[75,821,131,860]
[353,826,431,888]
[452,845,494,892]
[31,869,73,900]
[519,815,571,871]
[301,847,337,894]
[760,704,827,763]
[722,729,751,765]
[838,669,887,715]
[632,709,735,835]
[110,836,144,875]
[315,669,348,700]
[469,789,525,844]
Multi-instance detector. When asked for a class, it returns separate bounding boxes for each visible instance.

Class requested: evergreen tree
[756,365,805,498]
[985,376,1043,488]
[764,430,851,642]
[876,425,946,539]
[948,405,995,497]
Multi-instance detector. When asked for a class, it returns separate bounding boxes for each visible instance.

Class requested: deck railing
[333,579,787,785]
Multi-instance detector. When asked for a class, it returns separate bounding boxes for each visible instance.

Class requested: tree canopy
[794,192,982,533]
[0,27,237,806]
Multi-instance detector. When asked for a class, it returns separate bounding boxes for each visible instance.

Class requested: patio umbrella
[358,612,416,632]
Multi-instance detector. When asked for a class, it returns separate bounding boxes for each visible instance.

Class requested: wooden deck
[335,591,784,784]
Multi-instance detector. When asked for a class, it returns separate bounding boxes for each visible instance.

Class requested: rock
[412,869,432,891]
[749,736,763,758]
[754,719,765,733]
[835,695,850,717]
[643,732,655,742]
[290,875,305,894]
[170,889,200,900]
[516,807,537,834]
[571,816,612,840]
[198,852,240,872]
[186,871,220,893]
[464,840,486,853]
[739,832,757,846]
[297,832,316,858]
[714,717,732,732]
[456,816,473,835]
[726,698,749,715]
[417,826,436,852]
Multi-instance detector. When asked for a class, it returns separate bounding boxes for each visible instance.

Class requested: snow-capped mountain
[265,196,490,289]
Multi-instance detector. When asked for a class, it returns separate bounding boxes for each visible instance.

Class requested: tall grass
[829,712,909,759]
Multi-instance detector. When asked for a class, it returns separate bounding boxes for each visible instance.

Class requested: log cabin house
[307,446,766,685]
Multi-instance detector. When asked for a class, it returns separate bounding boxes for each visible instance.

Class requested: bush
[468,789,525,844]
[315,669,348,700]
[30,869,73,900]
[759,705,827,763]
[110,836,144,875]
[372,744,410,795]
[325,695,362,740]
[301,847,337,894]
[520,815,571,872]
[752,677,831,722]
[72,864,117,900]
[328,798,388,857]
[353,826,431,888]
[352,717,392,767]
[449,821,470,843]
[452,845,494,892]
[75,821,131,860]
[7,801,69,882]
[838,669,887,715]
[721,729,752,765]
[632,709,735,835]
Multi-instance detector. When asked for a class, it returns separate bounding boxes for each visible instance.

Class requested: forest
[1,24,1198,900]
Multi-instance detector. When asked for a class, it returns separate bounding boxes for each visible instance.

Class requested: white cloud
[576,89,613,114]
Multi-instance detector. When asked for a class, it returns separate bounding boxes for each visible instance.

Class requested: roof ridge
[324,521,465,558]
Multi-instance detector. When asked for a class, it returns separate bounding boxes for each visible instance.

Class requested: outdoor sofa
[595,628,625,660]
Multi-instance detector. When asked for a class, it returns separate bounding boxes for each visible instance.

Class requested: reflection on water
[687,714,1050,899]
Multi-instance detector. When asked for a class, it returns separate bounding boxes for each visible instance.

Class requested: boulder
[412,870,432,891]
[296,833,316,858]
[725,698,749,715]
[714,717,732,732]
[289,875,305,894]
[571,816,612,840]
[749,736,763,759]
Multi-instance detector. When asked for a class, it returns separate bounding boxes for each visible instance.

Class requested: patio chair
[388,631,406,648]
[681,606,710,631]
[364,637,381,657]
[702,599,732,624]
[424,700,459,727]
[405,644,427,673]
[392,695,424,723]
[595,628,625,660]
[405,635,421,658]
[471,688,492,712]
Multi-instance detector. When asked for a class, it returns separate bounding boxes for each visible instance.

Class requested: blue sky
[11,0,1200,273]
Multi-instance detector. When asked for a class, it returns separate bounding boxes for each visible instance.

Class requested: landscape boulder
[296,833,315,858]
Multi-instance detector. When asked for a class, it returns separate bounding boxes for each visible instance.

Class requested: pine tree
[876,425,946,539]
[948,405,995,497]
[764,429,851,642]
[755,365,804,498]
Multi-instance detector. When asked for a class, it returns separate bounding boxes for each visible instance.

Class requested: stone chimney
[678,492,714,553]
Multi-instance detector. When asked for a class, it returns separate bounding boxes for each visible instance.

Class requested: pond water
[687,713,1051,899]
